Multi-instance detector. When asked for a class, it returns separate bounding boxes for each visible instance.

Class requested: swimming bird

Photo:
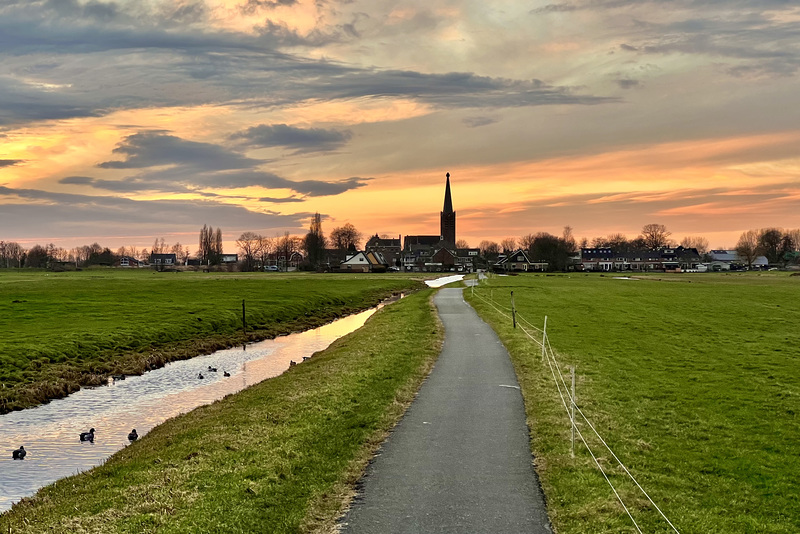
[12,446,26,460]
[223,371,230,377]
[80,428,95,442]
[207,366,217,372]
[198,373,204,379]
[112,374,125,381]
[128,429,138,442]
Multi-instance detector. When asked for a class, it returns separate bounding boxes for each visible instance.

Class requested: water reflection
[425,274,465,288]
[0,308,376,513]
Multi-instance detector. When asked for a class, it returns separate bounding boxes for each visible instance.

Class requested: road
[339,287,552,533]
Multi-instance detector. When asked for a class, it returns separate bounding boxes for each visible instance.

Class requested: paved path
[340,287,552,533]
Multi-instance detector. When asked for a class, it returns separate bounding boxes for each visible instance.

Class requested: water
[0,307,377,513]
[425,274,464,287]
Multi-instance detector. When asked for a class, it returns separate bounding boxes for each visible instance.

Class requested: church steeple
[443,172,453,213]
[440,172,456,246]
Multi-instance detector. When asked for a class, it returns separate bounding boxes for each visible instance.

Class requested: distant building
[365,234,402,268]
[149,253,177,266]
[339,251,389,273]
[402,172,460,271]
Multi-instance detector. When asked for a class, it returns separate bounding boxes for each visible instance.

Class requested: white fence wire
[470,284,680,534]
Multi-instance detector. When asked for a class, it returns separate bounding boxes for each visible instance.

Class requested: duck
[198,373,204,379]
[80,428,95,442]
[111,374,125,381]
[12,446,26,460]
[223,371,230,377]
[128,429,138,442]
[289,360,297,367]
[207,366,217,372]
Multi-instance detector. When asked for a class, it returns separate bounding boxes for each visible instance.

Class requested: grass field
[467,272,800,533]
[0,269,424,413]
[0,288,442,533]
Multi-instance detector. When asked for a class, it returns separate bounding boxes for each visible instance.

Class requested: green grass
[466,272,800,533]
[0,288,442,533]
[0,269,424,412]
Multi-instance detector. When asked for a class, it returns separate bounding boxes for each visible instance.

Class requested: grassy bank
[0,288,442,533]
[0,270,423,413]
[467,272,800,533]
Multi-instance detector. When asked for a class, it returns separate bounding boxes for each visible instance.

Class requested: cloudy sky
[1,0,799,252]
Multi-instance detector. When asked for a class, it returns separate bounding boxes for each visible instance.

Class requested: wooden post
[511,291,516,328]
[242,299,247,335]
[571,365,576,459]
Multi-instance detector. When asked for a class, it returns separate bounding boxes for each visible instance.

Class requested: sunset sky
[1,0,799,253]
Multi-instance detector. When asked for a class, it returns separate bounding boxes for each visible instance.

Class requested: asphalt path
[340,287,552,533]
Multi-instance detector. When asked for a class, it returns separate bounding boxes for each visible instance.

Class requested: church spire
[440,172,456,246]
[443,172,453,213]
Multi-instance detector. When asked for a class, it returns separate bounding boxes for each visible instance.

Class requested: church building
[403,172,457,250]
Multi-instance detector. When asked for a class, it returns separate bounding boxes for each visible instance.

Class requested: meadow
[467,272,800,533]
[0,269,423,413]
[0,288,442,533]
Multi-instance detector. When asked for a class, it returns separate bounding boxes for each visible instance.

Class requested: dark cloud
[258,196,306,203]
[241,0,299,15]
[60,131,369,197]
[98,133,259,170]
[229,124,353,153]
[0,185,311,241]
[0,159,23,167]
[616,78,639,89]
[463,116,498,128]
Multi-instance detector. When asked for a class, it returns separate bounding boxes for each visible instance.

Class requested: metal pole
[511,291,516,328]
[571,365,576,459]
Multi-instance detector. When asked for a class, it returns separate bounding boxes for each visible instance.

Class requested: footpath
[340,287,552,533]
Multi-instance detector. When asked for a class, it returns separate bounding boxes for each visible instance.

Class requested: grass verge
[466,272,800,533]
[0,288,442,533]
[0,270,423,413]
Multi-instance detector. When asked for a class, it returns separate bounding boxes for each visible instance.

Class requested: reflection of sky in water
[0,308,375,513]
[425,275,464,288]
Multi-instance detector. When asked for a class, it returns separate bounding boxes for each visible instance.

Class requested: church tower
[440,172,456,246]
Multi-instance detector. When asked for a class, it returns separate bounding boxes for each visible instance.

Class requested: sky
[1,0,799,253]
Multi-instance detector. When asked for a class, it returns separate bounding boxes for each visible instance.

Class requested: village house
[339,251,389,273]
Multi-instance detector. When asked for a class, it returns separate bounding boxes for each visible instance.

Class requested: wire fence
[469,279,680,534]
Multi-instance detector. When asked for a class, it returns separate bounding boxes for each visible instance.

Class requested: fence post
[511,291,516,328]
[541,315,547,364]
[571,365,576,459]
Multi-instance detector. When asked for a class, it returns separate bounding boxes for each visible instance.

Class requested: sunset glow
[1,0,799,252]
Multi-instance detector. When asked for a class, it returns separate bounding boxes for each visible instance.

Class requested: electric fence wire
[515,322,644,534]
[474,286,680,533]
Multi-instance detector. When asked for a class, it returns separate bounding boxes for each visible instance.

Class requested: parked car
[265,265,279,271]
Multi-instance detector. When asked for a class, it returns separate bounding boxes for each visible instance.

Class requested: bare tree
[680,236,709,255]
[330,223,362,251]
[640,224,672,250]
[562,226,577,253]
[276,232,301,270]
[736,229,760,268]
[479,240,500,257]
[258,236,274,269]
[500,237,517,253]
[237,232,263,271]
[519,234,536,251]
[455,239,470,249]
[303,213,327,269]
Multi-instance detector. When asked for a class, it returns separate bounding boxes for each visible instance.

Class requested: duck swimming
[12,446,26,460]
[80,428,95,442]
[207,366,217,372]
[128,429,138,441]
[223,371,230,377]
[198,373,204,379]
